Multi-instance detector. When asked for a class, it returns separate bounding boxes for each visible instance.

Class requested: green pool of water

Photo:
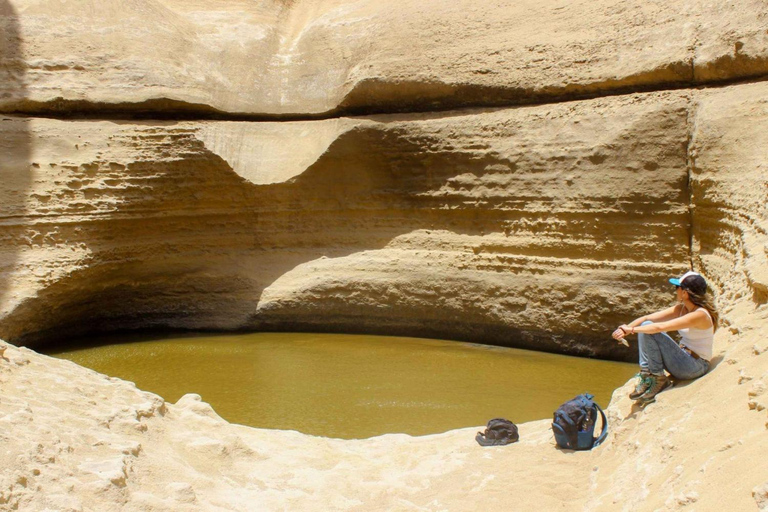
[46,332,636,439]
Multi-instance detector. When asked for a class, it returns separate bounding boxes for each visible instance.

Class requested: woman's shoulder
[690,307,714,328]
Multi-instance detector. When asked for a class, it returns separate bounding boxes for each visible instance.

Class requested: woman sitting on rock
[612,271,719,404]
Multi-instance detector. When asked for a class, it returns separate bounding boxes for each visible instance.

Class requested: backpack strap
[592,402,608,447]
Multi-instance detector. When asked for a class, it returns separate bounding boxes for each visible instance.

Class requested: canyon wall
[2,0,768,116]
[2,0,768,511]
[1,81,767,507]
[0,93,692,357]
[2,0,768,358]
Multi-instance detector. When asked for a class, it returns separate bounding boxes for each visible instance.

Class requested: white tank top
[677,307,714,361]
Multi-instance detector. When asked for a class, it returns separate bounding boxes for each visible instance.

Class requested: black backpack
[552,393,608,450]
[476,418,519,446]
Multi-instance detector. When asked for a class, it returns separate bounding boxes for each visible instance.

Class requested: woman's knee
[637,320,654,344]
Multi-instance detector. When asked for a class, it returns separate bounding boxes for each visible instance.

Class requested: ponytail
[685,289,719,332]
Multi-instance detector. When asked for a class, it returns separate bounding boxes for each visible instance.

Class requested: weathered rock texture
[691,82,768,310]
[2,0,768,358]
[1,91,693,357]
[1,0,768,116]
[1,0,768,510]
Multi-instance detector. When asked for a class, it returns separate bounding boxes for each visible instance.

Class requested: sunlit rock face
[0,92,692,357]
[1,1,768,511]
[0,0,767,359]
[1,0,768,116]
[689,82,768,311]
[2,0,768,358]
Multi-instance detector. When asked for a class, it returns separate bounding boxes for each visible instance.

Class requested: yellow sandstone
[1,0,767,510]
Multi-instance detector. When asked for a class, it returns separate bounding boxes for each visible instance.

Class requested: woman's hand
[612,325,632,346]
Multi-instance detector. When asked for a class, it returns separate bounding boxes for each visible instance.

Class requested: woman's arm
[612,304,683,341]
[623,309,711,335]
[626,304,683,327]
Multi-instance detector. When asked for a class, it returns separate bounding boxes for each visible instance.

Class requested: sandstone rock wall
[2,76,766,511]
[690,82,768,312]
[2,0,768,358]
[2,0,768,510]
[1,0,768,116]
[1,91,693,357]
[586,81,768,511]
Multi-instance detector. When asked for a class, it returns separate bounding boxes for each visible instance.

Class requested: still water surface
[47,332,636,439]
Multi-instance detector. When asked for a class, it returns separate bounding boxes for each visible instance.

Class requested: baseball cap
[669,271,707,294]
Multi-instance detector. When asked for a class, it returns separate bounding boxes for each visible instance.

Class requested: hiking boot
[629,372,651,400]
[638,373,673,403]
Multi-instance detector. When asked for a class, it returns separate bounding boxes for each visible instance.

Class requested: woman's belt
[680,344,707,362]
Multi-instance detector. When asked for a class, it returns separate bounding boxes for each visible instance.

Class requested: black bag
[476,418,519,446]
[552,393,608,450]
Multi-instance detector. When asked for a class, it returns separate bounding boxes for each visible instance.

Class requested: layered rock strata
[3,79,768,512]
[1,91,694,358]
[1,0,768,510]
[690,81,768,310]
[1,0,768,116]
[3,0,767,358]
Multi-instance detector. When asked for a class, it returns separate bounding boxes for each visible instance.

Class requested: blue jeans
[637,321,709,379]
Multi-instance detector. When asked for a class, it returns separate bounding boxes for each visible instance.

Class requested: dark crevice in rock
[685,94,697,271]
[3,72,768,124]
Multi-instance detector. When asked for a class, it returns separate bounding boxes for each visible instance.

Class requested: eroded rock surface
[1,92,695,357]
[1,0,768,116]
[690,82,768,310]
[1,0,768,510]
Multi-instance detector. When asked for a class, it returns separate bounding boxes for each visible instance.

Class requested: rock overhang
[0,92,697,359]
